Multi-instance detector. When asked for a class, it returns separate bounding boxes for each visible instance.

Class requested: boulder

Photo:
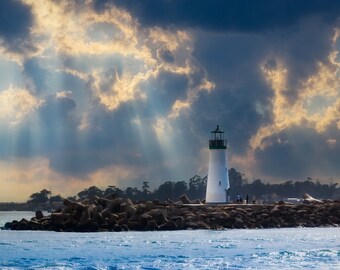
[179,194,191,204]
[126,204,137,216]
[108,198,123,213]
[135,203,147,214]
[190,199,202,204]
[74,202,87,211]
[303,193,323,204]
[63,198,74,206]
[62,205,73,214]
[87,204,98,219]
[146,220,159,230]
[159,219,178,230]
[35,210,44,220]
[153,209,168,225]
[139,213,152,228]
[234,217,245,229]
[100,207,111,218]
[97,198,111,208]
[105,193,117,200]
[3,222,13,230]
[127,220,140,230]
[108,213,119,223]
[51,213,63,224]
[270,207,281,217]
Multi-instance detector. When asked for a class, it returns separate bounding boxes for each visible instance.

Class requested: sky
[0,0,339,202]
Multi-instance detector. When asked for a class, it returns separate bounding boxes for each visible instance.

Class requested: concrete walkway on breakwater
[188,203,269,207]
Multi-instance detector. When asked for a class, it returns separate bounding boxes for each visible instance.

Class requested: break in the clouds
[0,0,339,201]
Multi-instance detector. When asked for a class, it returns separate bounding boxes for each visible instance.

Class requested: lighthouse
[205,125,230,203]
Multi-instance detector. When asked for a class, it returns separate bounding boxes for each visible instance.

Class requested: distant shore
[0,203,43,212]
[1,194,339,232]
[0,202,61,212]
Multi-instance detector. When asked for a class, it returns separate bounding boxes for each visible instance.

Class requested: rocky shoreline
[2,194,339,232]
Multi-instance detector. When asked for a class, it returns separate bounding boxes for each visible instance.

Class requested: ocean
[0,211,339,269]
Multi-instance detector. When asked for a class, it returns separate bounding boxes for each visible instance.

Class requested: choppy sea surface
[0,211,339,269]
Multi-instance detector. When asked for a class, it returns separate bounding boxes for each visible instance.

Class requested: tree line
[27,168,339,204]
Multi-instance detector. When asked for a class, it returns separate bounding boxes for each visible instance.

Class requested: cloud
[187,31,273,155]
[24,0,143,58]
[11,0,214,180]
[0,0,33,53]
[0,86,43,124]
[255,125,340,180]
[0,0,340,201]
[105,0,340,32]
[251,26,340,151]
[0,155,154,202]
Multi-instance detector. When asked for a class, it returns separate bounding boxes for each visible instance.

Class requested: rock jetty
[2,194,339,232]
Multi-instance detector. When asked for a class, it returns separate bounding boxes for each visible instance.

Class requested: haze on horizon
[0,0,339,202]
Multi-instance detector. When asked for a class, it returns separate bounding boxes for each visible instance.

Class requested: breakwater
[2,195,339,232]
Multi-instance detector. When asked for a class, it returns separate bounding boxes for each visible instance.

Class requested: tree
[50,195,63,203]
[188,175,207,199]
[125,187,140,198]
[142,181,150,194]
[173,181,188,197]
[78,186,103,199]
[247,179,266,198]
[154,181,175,201]
[27,189,51,204]
[229,168,247,189]
[227,168,248,199]
[104,185,124,197]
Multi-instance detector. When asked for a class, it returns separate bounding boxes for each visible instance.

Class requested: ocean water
[0,212,339,269]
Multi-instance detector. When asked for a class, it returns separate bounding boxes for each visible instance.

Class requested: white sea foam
[0,212,339,269]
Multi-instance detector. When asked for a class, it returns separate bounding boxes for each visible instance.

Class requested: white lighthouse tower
[205,125,230,203]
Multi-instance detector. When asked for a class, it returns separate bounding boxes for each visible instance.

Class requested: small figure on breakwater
[236,193,242,203]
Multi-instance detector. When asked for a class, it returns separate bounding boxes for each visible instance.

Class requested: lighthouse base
[205,149,229,203]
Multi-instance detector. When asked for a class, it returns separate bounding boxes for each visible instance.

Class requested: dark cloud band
[99,0,340,32]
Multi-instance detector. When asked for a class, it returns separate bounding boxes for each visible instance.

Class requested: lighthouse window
[219,181,221,186]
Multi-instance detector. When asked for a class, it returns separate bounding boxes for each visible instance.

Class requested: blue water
[0,212,339,269]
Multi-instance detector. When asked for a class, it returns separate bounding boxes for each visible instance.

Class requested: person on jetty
[236,193,242,203]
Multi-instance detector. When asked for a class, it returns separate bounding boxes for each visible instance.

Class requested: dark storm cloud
[158,49,175,63]
[269,16,337,103]
[191,90,271,155]
[2,0,338,185]
[95,0,340,32]
[143,71,188,116]
[189,33,273,155]
[255,125,340,179]
[0,0,33,52]
[97,0,339,110]
[189,9,338,156]
[156,3,338,182]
